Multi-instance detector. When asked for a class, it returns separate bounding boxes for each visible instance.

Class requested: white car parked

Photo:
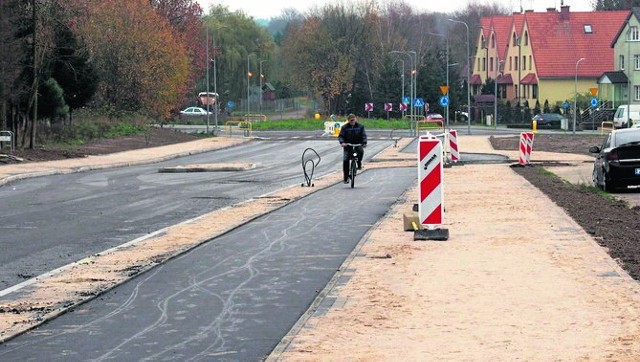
[179,107,212,118]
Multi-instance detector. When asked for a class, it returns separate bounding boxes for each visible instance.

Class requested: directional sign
[384,103,393,112]
[399,102,407,112]
[365,103,374,112]
[414,98,424,108]
[402,96,410,105]
[439,96,449,107]
[590,97,598,108]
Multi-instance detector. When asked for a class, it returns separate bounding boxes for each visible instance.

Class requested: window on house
[524,31,528,46]
[491,34,495,48]
[635,54,640,70]
[635,85,640,100]
[584,25,592,34]
[513,33,517,46]
[631,26,639,41]
[620,54,625,70]
[490,57,494,72]
[477,58,481,71]
[532,84,538,99]
[482,58,486,71]
[509,57,512,71]
[515,56,519,70]
[529,55,532,70]
[522,56,526,70]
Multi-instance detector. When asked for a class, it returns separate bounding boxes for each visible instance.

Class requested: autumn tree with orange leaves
[75,0,190,118]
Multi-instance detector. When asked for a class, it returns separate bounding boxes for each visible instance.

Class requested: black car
[589,127,640,192]
[532,113,567,128]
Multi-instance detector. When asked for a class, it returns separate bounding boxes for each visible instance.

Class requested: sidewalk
[273,136,640,360]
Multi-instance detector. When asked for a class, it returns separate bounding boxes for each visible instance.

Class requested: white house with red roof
[473,6,629,119]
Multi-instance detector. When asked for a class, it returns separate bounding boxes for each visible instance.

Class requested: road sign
[384,103,392,112]
[402,96,410,105]
[424,102,429,112]
[399,103,407,111]
[439,96,449,107]
[590,97,598,108]
[414,98,424,108]
[365,103,374,112]
[562,101,569,109]
[590,87,598,96]
[227,100,235,108]
[439,86,449,95]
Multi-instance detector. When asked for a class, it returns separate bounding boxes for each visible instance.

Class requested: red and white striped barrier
[449,129,459,162]
[418,135,444,228]
[518,132,534,165]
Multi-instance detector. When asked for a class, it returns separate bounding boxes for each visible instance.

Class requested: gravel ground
[490,134,640,281]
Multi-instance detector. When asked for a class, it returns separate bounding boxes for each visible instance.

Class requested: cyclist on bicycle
[338,113,367,184]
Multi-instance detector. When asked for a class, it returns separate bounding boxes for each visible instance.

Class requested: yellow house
[473,6,629,118]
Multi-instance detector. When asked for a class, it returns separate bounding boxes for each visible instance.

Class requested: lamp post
[395,59,405,116]
[494,60,504,129]
[427,32,451,127]
[246,54,255,116]
[390,51,416,123]
[574,57,586,135]
[448,18,471,135]
[205,31,211,134]
[259,60,267,113]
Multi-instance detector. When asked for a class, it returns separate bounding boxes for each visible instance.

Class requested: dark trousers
[342,145,364,180]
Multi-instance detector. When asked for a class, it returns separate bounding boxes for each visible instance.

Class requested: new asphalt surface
[0,154,415,360]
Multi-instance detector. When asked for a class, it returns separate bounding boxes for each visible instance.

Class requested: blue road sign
[414,98,424,107]
[439,96,449,107]
[227,100,235,108]
[590,97,598,108]
[562,101,569,109]
[402,96,410,105]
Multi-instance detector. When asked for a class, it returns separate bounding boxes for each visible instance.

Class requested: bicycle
[344,143,362,188]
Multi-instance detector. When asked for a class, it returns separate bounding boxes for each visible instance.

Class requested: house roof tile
[525,8,629,78]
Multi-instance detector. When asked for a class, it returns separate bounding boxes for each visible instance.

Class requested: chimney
[547,7,556,12]
[525,9,533,13]
[560,5,570,20]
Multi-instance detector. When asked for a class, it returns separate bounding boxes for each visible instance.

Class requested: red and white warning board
[449,129,459,162]
[418,135,444,228]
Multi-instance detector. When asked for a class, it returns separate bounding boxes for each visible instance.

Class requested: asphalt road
[0,139,392,290]
[0,167,416,360]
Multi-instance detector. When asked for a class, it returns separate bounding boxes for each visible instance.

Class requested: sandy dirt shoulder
[273,136,640,361]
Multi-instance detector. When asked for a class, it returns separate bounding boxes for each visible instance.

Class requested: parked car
[589,127,640,192]
[179,107,212,119]
[532,113,567,129]
[425,113,444,121]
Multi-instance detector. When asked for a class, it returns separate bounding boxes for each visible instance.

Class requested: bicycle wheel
[350,158,356,188]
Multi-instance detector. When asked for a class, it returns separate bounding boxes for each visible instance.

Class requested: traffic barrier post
[449,129,459,163]
[414,134,449,241]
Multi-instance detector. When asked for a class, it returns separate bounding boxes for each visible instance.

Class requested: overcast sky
[196,0,593,20]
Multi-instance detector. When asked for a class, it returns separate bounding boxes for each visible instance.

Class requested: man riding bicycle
[338,114,368,184]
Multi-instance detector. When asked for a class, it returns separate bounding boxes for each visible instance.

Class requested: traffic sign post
[364,102,373,118]
[384,102,392,120]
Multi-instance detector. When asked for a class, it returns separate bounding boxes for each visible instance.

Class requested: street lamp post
[574,57,586,134]
[205,31,211,134]
[390,51,416,124]
[495,60,504,129]
[427,32,452,127]
[448,18,471,135]
[259,60,267,113]
[395,59,405,117]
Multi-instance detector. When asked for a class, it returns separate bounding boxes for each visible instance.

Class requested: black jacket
[338,122,367,145]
